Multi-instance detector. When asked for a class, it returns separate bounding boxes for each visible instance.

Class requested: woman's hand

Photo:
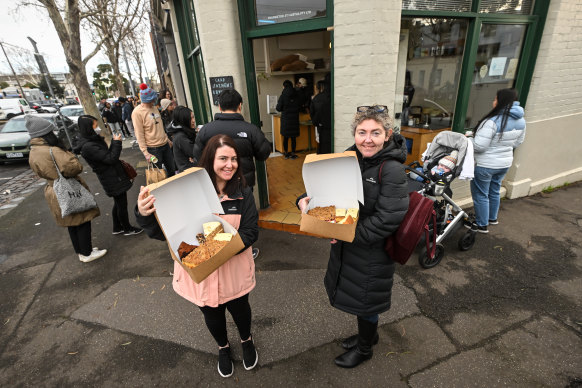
[137,185,156,216]
[112,133,122,141]
[298,196,311,213]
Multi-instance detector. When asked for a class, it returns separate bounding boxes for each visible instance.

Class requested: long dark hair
[172,106,194,129]
[474,88,518,138]
[41,131,66,150]
[197,134,246,197]
[78,115,99,139]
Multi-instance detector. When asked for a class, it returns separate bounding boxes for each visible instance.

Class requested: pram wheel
[458,230,476,251]
[419,243,444,269]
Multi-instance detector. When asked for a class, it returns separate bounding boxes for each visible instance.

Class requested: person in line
[26,115,107,263]
[295,77,311,113]
[297,105,409,368]
[166,106,197,172]
[98,97,107,113]
[468,88,526,233]
[310,80,332,154]
[132,83,176,177]
[101,102,123,138]
[160,89,173,102]
[112,100,131,138]
[137,134,259,378]
[160,98,176,132]
[276,80,300,159]
[75,115,143,236]
[119,97,135,138]
[193,89,271,260]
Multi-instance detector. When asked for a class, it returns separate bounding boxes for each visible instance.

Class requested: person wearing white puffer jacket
[468,88,526,233]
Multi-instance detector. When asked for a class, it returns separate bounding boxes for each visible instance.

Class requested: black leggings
[112,192,131,231]
[199,294,252,347]
[67,221,92,256]
[283,136,296,154]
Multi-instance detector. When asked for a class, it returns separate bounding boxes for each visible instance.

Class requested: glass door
[465,23,527,129]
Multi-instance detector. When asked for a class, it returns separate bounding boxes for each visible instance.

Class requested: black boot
[334,317,378,368]
[341,331,379,350]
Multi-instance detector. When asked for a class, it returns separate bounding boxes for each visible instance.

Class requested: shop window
[395,18,469,130]
[479,0,533,15]
[402,0,471,12]
[255,0,326,26]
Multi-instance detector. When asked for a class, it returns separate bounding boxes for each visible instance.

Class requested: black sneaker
[252,248,260,260]
[489,219,499,225]
[124,227,144,236]
[473,224,488,234]
[217,346,233,378]
[112,229,124,235]
[242,337,258,370]
[284,153,290,159]
[290,153,298,160]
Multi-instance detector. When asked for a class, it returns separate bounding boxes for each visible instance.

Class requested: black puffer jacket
[76,135,132,197]
[276,86,300,137]
[324,134,409,316]
[166,122,196,173]
[193,113,271,187]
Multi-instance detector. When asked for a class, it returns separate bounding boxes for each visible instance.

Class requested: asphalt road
[0,160,29,182]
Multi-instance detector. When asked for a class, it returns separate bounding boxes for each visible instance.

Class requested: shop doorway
[251,30,332,229]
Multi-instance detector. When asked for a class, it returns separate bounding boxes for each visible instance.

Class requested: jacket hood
[166,121,183,136]
[74,133,103,154]
[347,132,408,165]
[509,101,524,119]
[213,112,245,121]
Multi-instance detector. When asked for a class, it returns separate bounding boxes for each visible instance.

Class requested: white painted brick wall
[191,1,251,121]
[333,0,402,151]
[526,0,582,122]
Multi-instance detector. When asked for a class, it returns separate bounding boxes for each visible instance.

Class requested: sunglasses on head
[357,105,388,113]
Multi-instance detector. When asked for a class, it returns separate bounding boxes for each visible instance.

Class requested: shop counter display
[272,112,317,154]
[400,126,451,165]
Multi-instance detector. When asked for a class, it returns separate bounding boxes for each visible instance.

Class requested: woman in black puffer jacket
[298,106,409,368]
[76,115,142,236]
[166,106,197,173]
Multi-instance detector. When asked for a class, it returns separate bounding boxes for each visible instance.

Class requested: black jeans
[112,192,131,232]
[67,221,92,256]
[199,293,252,347]
[119,121,131,137]
[147,143,176,177]
[283,136,297,154]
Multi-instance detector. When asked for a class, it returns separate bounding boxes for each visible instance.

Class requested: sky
[0,1,157,84]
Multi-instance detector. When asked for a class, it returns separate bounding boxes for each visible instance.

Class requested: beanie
[438,150,459,171]
[160,99,172,111]
[25,115,57,138]
[139,83,158,103]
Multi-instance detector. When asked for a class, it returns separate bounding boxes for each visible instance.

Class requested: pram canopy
[422,131,469,178]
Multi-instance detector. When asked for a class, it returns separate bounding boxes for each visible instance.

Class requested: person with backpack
[297,105,409,368]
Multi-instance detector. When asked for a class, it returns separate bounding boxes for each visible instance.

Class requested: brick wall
[332,0,402,151]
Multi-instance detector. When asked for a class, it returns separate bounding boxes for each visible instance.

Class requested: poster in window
[255,0,326,26]
[488,57,507,77]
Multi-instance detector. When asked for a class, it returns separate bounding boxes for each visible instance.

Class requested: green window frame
[402,0,550,132]
[174,0,212,124]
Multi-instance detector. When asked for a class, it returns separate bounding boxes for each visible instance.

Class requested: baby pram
[405,131,476,269]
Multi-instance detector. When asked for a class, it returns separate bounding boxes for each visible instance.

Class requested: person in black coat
[310,80,332,154]
[76,115,143,236]
[167,106,197,173]
[193,89,271,188]
[112,100,130,137]
[298,105,409,368]
[276,80,300,159]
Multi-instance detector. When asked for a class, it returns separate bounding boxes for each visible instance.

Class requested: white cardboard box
[300,152,364,242]
[148,167,244,283]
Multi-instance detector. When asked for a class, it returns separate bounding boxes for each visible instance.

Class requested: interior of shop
[251,30,331,229]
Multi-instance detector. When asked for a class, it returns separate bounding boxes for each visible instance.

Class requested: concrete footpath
[0,145,581,387]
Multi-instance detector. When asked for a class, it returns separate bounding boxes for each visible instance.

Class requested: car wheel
[7,114,15,119]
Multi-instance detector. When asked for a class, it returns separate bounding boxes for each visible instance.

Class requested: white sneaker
[79,248,107,263]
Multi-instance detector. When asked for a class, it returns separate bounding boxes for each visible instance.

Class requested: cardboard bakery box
[148,167,245,283]
[300,151,364,242]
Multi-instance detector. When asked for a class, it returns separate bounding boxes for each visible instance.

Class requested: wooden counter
[400,126,451,165]
[272,113,317,154]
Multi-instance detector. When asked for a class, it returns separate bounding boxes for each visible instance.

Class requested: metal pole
[27,37,56,102]
[0,41,27,99]
[122,43,136,96]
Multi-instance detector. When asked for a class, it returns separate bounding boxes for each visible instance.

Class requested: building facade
[151,0,582,209]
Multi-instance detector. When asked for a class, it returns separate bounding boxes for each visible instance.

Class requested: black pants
[199,293,252,347]
[283,136,297,154]
[112,192,131,232]
[317,128,332,154]
[119,121,131,137]
[147,143,176,177]
[67,221,92,256]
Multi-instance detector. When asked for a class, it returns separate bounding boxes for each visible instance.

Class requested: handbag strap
[49,148,65,179]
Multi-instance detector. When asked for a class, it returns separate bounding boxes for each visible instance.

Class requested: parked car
[29,101,45,113]
[0,98,34,120]
[59,104,85,123]
[0,113,80,164]
[38,103,59,113]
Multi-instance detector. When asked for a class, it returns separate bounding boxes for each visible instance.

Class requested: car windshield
[0,119,27,133]
[61,108,84,116]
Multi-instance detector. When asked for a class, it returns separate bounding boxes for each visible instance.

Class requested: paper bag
[146,163,167,185]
